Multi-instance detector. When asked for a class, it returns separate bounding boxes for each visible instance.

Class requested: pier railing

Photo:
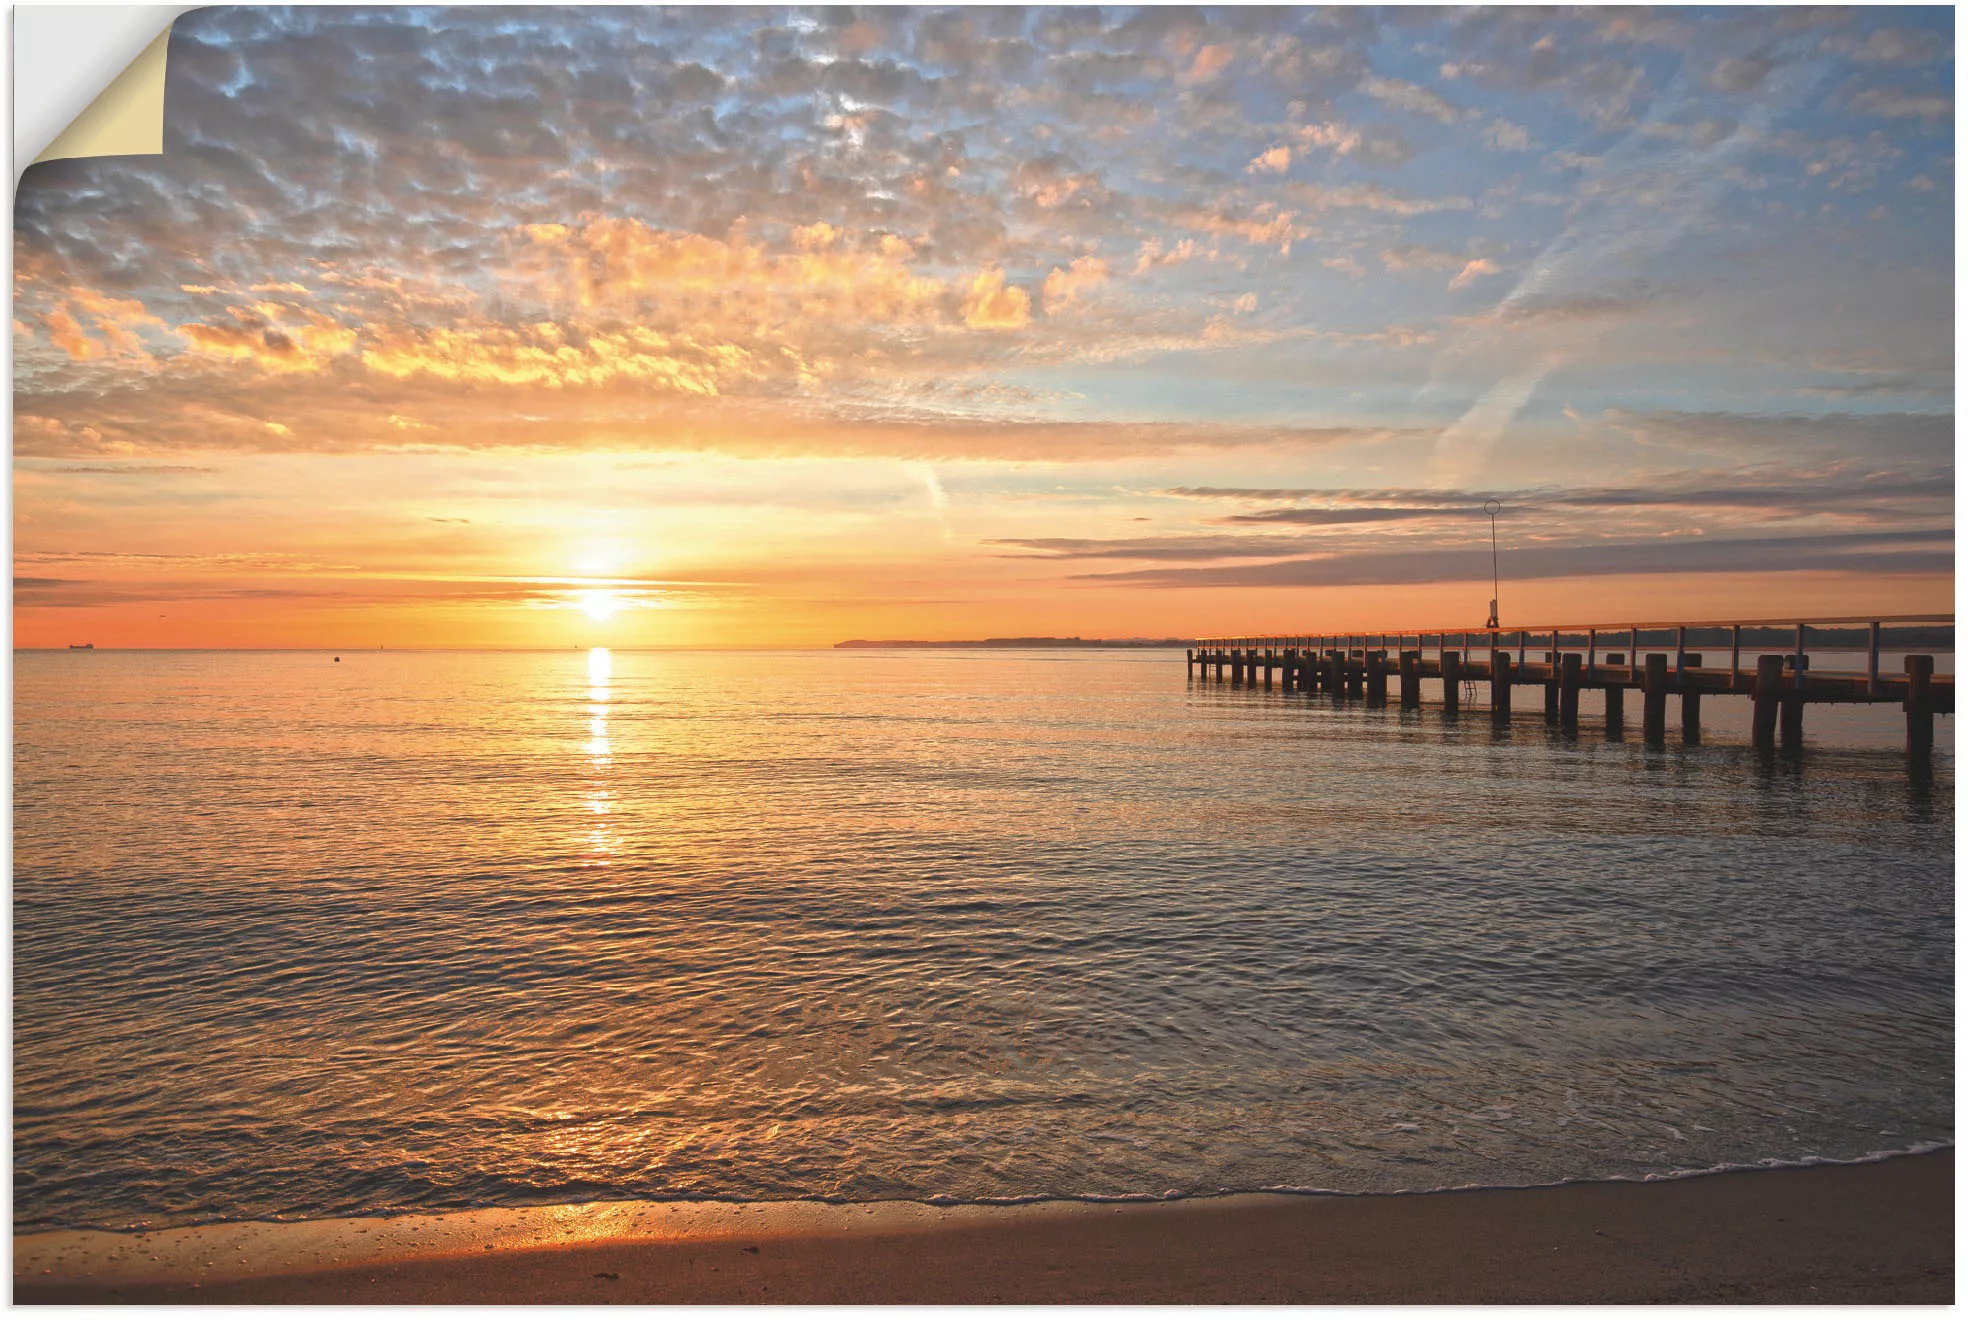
[1188,614,1952,755]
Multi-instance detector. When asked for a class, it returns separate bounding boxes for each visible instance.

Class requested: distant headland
[835,637,1191,650]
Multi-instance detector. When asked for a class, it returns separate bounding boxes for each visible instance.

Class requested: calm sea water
[13,648,1954,1232]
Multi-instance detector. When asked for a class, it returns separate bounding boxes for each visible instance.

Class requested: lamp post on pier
[1483,499,1502,631]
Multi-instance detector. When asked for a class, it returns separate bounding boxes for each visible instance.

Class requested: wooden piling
[1780,663,1805,748]
[1559,653,1581,729]
[1602,652,1625,735]
[1399,650,1421,709]
[1642,653,1668,744]
[1681,653,1702,744]
[1365,650,1388,706]
[1325,649,1344,698]
[1753,653,1784,748]
[1441,650,1461,714]
[1543,651,1560,723]
[1490,650,1513,721]
[1906,654,1935,757]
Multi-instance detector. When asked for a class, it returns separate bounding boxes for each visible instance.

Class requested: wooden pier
[1188,615,1953,756]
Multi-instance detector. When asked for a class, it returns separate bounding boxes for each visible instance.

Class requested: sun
[579,589,619,622]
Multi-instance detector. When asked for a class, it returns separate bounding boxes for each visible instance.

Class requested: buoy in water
[334,657,341,662]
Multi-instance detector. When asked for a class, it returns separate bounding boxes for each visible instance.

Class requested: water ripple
[13,648,1954,1231]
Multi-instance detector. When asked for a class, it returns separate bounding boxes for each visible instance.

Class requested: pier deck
[1189,615,1953,756]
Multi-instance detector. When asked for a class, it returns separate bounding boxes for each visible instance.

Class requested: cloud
[514,217,948,328]
[960,267,1034,330]
[362,322,754,393]
[1600,408,1954,462]
[1179,43,1235,85]
[1218,506,1470,526]
[1707,55,1773,94]
[1359,75,1461,124]
[177,304,356,374]
[1040,256,1110,311]
[1481,118,1532,151]
[1133,237,1198,274]
[988,535,1313,561]
[1168,202,1303,254]
[41,464,219,475]
[1447,258,1501,291]
[1848,88,1952,119]
[1379,244,1468,272]
[1285,180,1473,215]
[38,288,165,363]
[1073,528,1953,589]
[1246,144,1293,174]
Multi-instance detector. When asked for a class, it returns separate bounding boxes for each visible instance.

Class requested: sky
[12,5,1955,648]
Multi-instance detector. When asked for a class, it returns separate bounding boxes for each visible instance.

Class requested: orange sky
[12,9,1953,648]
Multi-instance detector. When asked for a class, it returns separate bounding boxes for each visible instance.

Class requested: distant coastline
[835,637,1191,650]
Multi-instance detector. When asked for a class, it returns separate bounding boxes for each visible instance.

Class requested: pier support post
[1906,654,1935,758]
[1752,654,1784,748]
[1186,648,1195,678]
[1325,650,1344,698]
[1543,672,1560,723]
[1365,650,1388,706]
[1780,667,1805,749]
[1399,650,1421,709]
[1642,653,1668,745]
[1604,654,1625,736]
[1262,650,1274,689]
[1345,652,1364,700]
[1490,650,1513,722]
[1441,651,1461,714]
[1559,653,1581,731]
[1681,654,1702,744]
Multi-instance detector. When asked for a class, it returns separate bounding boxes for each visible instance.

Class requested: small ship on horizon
[67,643,94,650]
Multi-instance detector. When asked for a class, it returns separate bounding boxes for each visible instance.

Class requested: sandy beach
[14,1150,1951,1304]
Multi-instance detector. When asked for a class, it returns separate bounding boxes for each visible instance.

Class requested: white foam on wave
[903,1138,1957,1207]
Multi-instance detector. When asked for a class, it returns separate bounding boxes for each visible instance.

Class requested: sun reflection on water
[582,647,614,864]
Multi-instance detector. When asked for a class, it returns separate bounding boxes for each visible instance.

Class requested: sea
[12,647,1954,1233]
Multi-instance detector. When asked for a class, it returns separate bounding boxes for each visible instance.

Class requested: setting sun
[578,589,619,622]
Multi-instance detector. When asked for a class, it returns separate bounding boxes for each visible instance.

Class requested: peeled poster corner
[15,6,190,183]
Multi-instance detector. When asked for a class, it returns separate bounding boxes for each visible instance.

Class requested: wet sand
[14,1151,1952,1304]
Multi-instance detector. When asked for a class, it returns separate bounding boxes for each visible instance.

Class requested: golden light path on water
[585,647,615,865]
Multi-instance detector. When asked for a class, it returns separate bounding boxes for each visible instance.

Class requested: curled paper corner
[16,6,193,182]
[33,26,172,166]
